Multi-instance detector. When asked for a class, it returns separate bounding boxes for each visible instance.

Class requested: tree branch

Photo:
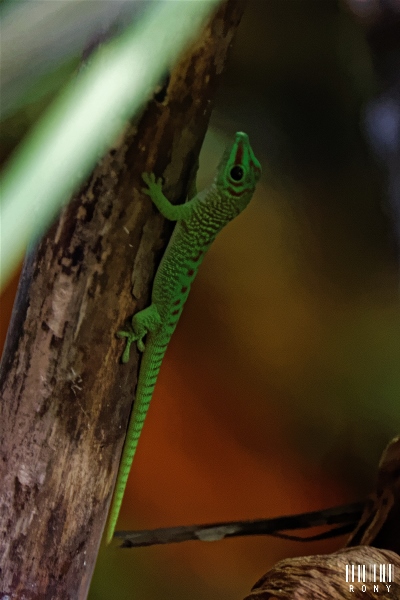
[115,502,364,548]
[0,1,246,597]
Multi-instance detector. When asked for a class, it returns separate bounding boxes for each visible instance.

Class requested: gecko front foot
[141,172,163,198]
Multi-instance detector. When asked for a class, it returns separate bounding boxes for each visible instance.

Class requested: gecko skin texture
[106,132,261,543]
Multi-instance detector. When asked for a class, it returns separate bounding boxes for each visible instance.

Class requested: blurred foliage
[0,0,145,119]
[1,1,399,599]
[0,0,219,290]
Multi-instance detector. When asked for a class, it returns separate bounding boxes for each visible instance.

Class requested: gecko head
[215,132,261,212]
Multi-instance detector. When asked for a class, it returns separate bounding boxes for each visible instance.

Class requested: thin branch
[115,501,364,548]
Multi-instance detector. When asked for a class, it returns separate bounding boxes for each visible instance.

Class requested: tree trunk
[0,1,245,597]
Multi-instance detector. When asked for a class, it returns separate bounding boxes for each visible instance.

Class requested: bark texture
[0,1,246,597]
[244,546,400,600]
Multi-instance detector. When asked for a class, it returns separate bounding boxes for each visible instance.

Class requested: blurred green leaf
[0,0,220,291]
[0,0,145,118]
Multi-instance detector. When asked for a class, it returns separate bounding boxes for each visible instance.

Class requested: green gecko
[106,132,261,544]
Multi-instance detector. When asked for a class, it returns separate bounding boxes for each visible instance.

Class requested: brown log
[242,437,400,600]
[0,1,246,597]
[346,436,400,552]
[244,546,400,600]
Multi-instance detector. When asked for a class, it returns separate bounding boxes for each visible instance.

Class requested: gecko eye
[230,166,244,181]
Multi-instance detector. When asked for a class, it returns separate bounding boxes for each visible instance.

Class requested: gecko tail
[105,343,166,544]
[105,394,151,544]
[105,425,141,544]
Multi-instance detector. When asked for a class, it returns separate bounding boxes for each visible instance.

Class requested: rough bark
[244,546,400,600]
[0,1,246,597]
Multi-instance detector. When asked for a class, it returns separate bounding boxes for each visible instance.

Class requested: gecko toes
[122,347,131,363]
[142,172,155,185]
[116,330,130,339]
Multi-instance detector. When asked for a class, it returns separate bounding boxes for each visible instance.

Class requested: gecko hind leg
[117,303,162,363]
